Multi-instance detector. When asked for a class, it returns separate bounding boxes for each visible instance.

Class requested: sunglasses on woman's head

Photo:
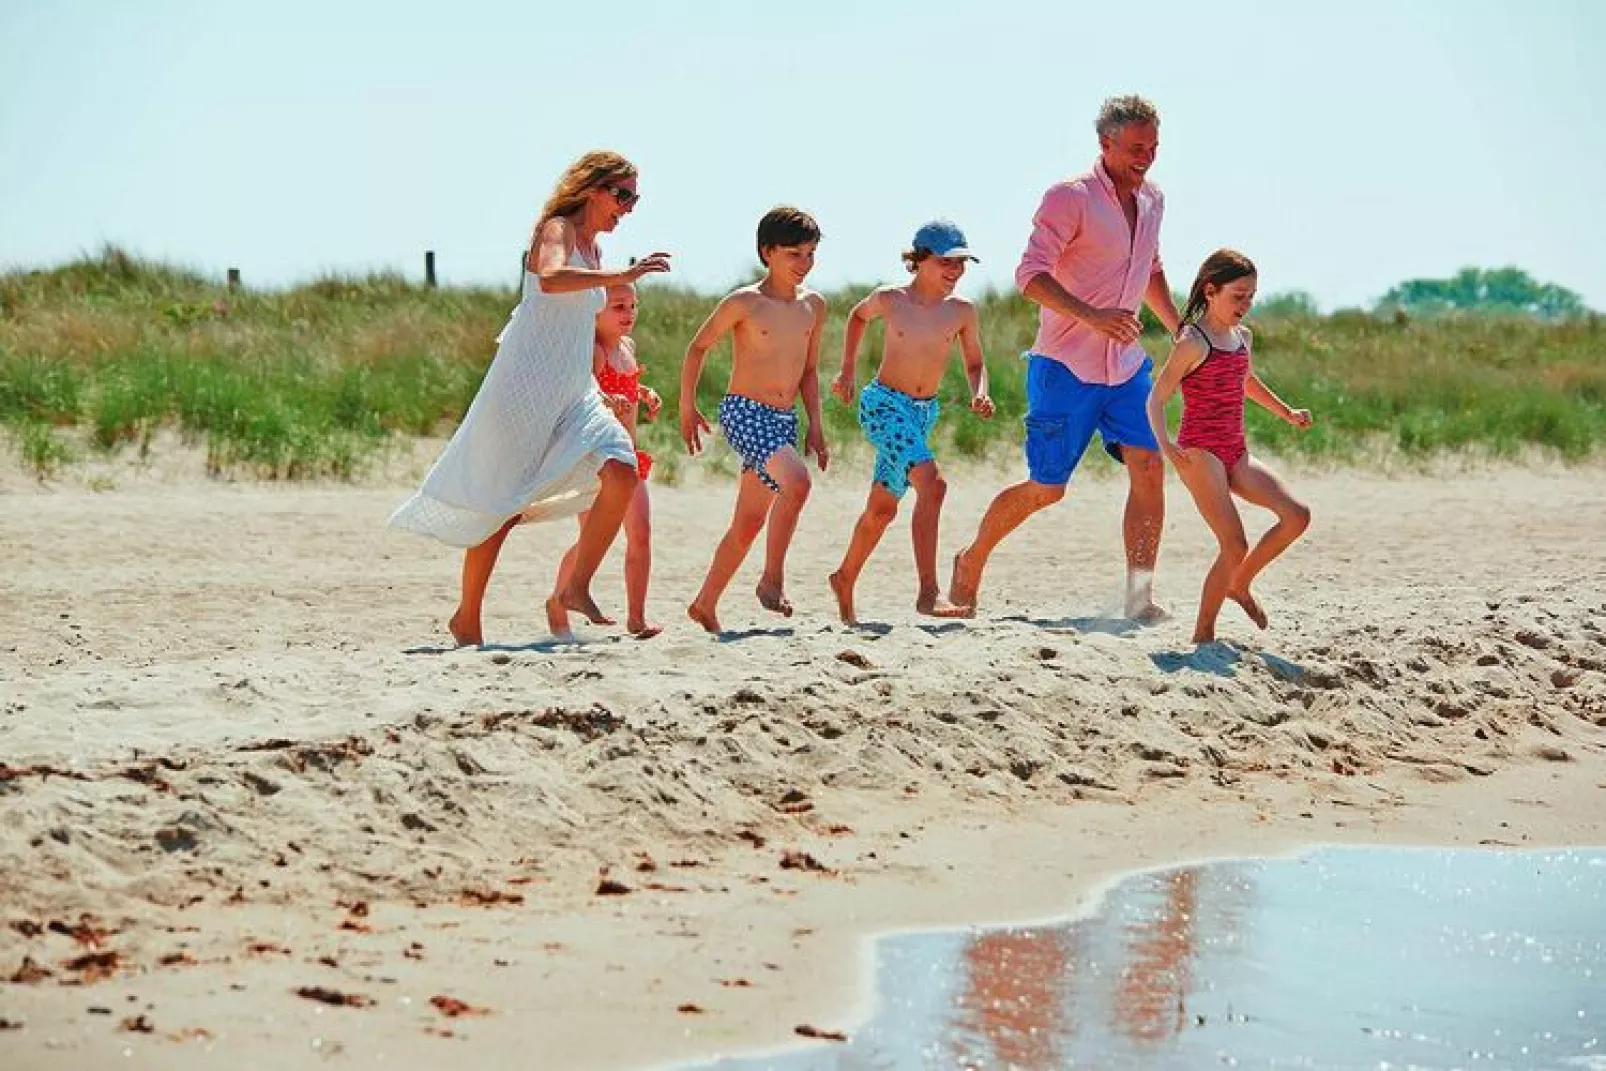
[603,184,639,207]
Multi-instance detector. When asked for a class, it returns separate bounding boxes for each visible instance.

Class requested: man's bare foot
[545,595,574,640]
[827,570,857,625]
[1127,600,1171,624]
[447,611,482,647]
[756,581,793,618]
[687,601,721,635]
[559,584,616,627]
[949,548,981,609]
[916,588,973,619]
[626,618,664,640]
[1228,588,1269,629]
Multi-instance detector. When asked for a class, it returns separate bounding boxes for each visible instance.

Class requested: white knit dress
[388,251,635,547]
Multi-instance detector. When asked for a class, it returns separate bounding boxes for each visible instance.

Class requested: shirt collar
[1094,156,1148,201]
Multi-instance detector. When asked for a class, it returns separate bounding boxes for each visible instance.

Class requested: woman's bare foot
[687,601,721,635]
[559,584,617,627]
[545,595,574,640]
[916,587,973,619]
[627,618,664,640]
[948,549,980,610]
[828,570,857,625]
[756,581,793,618]
[447,611,482,647]
[1228,587,1269,629]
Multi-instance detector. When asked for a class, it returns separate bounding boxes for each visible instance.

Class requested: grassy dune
[1,248,1602,480]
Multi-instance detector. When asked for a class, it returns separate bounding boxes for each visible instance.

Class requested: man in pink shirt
[950,95,1182,618]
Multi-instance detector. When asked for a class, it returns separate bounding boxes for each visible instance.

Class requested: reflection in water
[688,848,1605,1070]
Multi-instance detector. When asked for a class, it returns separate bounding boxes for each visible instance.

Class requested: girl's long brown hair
[536,150,638,230]
[1180,249,1257,330]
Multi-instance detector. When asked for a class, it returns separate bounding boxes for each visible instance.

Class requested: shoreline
[3,463,1603,1069]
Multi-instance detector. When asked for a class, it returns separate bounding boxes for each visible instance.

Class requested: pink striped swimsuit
[1176,326,1251,470]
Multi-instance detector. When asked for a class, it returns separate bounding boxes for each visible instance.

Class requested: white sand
[2,451,1603,1068]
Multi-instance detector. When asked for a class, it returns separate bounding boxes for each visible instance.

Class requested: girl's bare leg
[829,482,900,625]
[1174,451,1249,644]
[622,482,660,638]
[757,447,811,617]
[547,514,593,639]
[548,459,638,638]
[450,516,520,646]
[1225,455,1312,628]
[688,471,775,634]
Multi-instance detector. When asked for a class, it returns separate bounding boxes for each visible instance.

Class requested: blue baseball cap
[911,219,978,262]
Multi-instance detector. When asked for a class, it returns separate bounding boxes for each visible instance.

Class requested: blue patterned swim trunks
[718,394,798,493]
[859,380,940,499]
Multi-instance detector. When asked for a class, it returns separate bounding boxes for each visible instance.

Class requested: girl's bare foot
[756,581,793,617]
[627,618,663,640]
[545,595,574,640]
[948,549,980,609]
[828,570,857,625]
[687,601,721,635]
[1192,628,1217,644]
[559,584,616,627]
[447,611,482,647]
[1228,588,1269,629]
[916,587,972,619]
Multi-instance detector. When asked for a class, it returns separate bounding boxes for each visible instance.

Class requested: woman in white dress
[389,150,671,643]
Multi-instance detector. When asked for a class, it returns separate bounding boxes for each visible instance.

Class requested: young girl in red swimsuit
[552,282,663,637]
[1147,250,1314,644]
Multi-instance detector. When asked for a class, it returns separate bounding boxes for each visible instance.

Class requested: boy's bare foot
[559,585,616,627]
[447,611,482,647]
[949,549,981,609]
[827,570,857,625]
[627,618,664,640]
[1228,588,1269,629]
[916,588,973,619]
[545,595,574,641]
[756,581,793,618]
[687,601,721,635]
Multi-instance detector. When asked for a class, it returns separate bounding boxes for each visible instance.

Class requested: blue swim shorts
[858,380,940,499]
[718,393,798,493]
[1022,354,1159,486]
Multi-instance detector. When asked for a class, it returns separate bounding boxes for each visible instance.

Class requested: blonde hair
[537,150,638,229]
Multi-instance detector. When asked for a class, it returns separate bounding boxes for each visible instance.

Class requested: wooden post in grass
[425,250,437,288]
[227,268,241,291]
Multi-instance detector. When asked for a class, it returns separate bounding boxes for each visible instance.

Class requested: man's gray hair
[1095,95,1160,138]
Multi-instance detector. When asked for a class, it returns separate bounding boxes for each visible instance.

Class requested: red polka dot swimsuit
[1176,324,1251,471]
[596,359,653,481]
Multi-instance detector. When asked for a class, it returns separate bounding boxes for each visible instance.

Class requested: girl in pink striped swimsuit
[1147,250,1314,644]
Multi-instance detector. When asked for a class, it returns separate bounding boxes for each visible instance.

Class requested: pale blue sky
[3,0,1602,310]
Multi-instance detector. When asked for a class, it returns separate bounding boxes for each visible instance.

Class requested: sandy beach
[2,449,1604,1069]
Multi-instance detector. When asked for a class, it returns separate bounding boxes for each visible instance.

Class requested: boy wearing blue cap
[828,220,994,625]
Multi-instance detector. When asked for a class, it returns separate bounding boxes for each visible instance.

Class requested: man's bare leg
[1121,447,1167,620]
[829,482,900,625]
[688,472,774,634]
[450,516,520,646]
[948,480,1066,609]
[756,448,810,618]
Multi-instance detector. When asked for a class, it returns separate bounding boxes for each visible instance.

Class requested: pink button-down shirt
[1014,159,1165,385]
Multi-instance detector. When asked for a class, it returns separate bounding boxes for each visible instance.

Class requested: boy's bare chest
[886,301,960,348]
[741,302,815,349]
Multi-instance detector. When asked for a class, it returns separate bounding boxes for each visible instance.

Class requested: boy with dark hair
[680,206,829,633]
